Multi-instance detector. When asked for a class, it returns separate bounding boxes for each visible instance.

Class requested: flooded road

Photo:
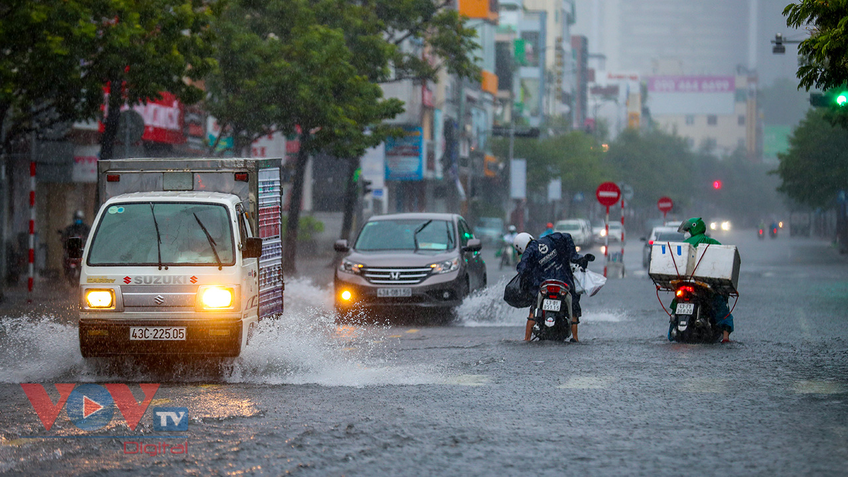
[0,231,846,475]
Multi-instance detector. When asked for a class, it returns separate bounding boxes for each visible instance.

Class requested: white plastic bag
[571,265,606,297]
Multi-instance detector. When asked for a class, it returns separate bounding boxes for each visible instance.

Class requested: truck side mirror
[334,240,350,252]
[243,237,263,259]
[67,237,83,259]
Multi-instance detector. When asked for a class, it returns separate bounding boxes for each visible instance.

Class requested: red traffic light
[712,180,722,190]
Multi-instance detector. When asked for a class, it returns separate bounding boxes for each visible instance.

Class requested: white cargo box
[692,244,741,294]
[649,242,695,290]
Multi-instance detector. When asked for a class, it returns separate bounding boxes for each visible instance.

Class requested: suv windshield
[556,222,580,231]
[355,219,455,252]
[87,202,235,266]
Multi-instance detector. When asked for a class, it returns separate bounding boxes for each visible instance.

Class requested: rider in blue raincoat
[514,232,594,342]
[674,217,734,343]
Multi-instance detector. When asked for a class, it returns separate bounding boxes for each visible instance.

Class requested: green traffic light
[838,94,848,106]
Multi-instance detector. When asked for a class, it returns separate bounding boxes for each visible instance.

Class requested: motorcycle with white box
[68,158,284,358]
[649,241,740,343]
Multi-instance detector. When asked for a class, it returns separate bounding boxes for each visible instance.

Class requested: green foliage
[281,216,325,242]
[784,1,848,128]
[0,0,218,156]
[490,130,607,197]
[604,129,695,209]
[205,0,479,157]
[775,108,848,208]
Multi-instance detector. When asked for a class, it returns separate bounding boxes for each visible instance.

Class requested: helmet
[73,210,84,221]
[678,217,706,236]
[513,232,534,254]
[507,225,516,233]
[546,222,553,229]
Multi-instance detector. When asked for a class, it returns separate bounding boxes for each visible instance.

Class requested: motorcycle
[499,241,517,270]
[668,280,724,343]
[58,230,83,286]
[769,226,778,239]
[757,228,765,239]
[529,279,574,341]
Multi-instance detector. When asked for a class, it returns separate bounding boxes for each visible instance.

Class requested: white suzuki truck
[68,158,284,357]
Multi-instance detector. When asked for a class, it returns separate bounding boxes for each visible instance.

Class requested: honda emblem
[390,271,400,280]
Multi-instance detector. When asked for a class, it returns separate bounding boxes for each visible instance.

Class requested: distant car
[642,227,686,268]
[474,217,504,245]
[597,222,625,243]
[709,219,732,232]
[554,219,593,248]
[333,213,487,320]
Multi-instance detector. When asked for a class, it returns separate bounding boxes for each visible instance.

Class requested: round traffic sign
[657,196,674,213]
[596,182,621,207]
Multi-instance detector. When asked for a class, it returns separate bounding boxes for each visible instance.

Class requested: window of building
[738,115,745,126]
[707,115,718,126]
[685,115,695,125]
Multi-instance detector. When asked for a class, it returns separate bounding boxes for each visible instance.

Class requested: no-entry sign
[657,196,673,213]
[596,182,621,207]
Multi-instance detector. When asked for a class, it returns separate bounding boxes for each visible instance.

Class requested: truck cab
[75,158,283,358]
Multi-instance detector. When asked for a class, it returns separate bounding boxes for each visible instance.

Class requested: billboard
[647,76,735,115]
[385,126,424,181]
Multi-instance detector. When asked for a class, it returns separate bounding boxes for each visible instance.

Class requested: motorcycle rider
[501,225,518,266]
[676,217,734,343]
[540,222,554,237]
[61,210,90,245]
[514,231,594,342]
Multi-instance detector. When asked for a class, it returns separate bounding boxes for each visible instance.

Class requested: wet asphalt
[0,229,846,476]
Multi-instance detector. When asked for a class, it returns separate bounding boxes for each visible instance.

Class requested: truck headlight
[85,289,115,309]
[429,257,459,274]
[199,286,234,309]
[340,259,364,275]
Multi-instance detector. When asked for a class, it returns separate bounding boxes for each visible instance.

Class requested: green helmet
[678,217,706,236]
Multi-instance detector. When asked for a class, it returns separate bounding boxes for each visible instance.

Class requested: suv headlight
[430,257,459,274]
[340,259,364,275]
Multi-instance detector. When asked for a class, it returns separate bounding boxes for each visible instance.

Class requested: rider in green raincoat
[671,217,734,343]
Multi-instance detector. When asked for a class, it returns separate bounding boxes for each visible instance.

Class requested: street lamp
[771,33,802,55]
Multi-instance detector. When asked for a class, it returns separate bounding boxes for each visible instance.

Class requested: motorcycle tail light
[676,285,695,297]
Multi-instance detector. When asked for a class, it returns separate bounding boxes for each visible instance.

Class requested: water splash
[0,278,443,386]
[456,276,629,326]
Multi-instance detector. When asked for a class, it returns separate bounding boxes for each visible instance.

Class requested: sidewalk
[0,254,337,319]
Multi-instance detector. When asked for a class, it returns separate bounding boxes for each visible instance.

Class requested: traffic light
[361,179,373,196]
[810,88,848,108]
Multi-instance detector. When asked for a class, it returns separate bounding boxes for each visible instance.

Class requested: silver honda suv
[333,213,486,320]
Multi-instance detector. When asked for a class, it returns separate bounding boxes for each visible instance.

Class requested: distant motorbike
[529,279,573,341]
[668,280,724,343]
[58,230,83,286]
[499,241,517,270]
[769,226,778,239]
[757,228,765,240]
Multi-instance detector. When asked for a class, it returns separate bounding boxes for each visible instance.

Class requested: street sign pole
[596,182,621,278]
[619,196,625,278]
[657,197,674,222]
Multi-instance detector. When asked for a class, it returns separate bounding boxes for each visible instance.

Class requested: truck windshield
[87,202,235,266]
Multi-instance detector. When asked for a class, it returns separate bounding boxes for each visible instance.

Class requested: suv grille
[363,267,432,285]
